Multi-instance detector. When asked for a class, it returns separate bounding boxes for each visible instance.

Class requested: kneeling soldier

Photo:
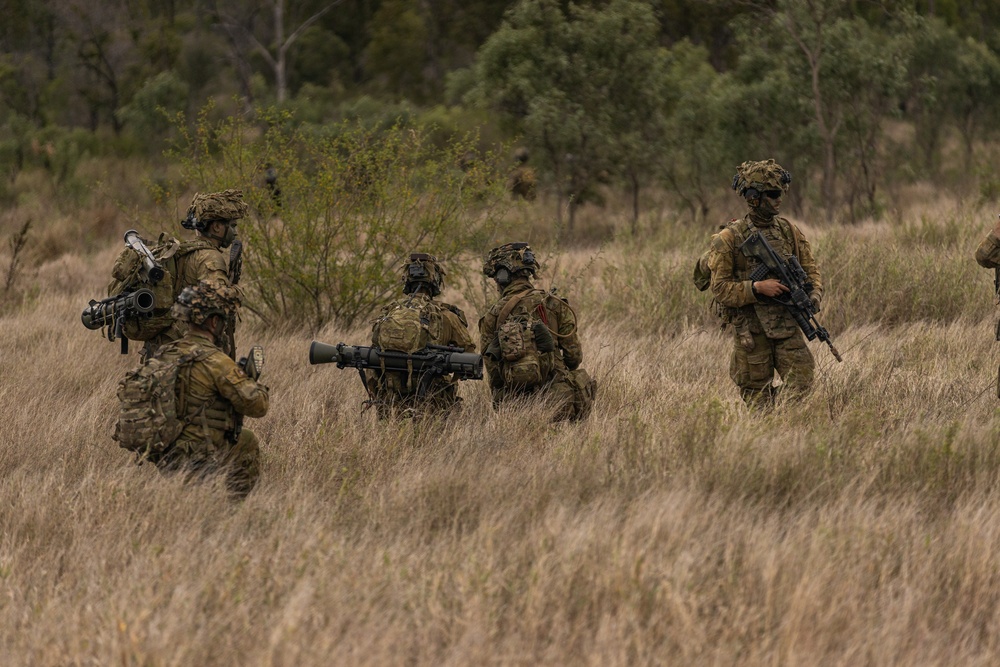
[114,281,269,498]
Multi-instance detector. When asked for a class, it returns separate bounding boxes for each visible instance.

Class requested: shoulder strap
[497,289,534,326]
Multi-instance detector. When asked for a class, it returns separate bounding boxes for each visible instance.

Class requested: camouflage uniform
[975,229,1000,270]
[366,254,476,418]
[708,160,823,408]
[150,282,269,497]
[975,227,1000,397]
[479,243,595,421]
[143,190,247,358]
[507,147,537,201]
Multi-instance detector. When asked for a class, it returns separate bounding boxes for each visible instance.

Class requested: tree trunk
[274,0,287,103]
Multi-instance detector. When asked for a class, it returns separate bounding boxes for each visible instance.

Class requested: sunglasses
[763,190,783,199]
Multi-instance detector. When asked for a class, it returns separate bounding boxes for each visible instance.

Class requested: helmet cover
[171,280,241,326]
[482,242,538,279]
[402,253,446,296]
[183,189,249,231]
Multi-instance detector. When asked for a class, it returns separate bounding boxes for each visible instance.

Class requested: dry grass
[4,185,1000,665]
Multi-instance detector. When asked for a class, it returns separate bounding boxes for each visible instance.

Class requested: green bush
[170,106,511,331]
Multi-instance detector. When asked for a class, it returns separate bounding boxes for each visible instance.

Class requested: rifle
[224,239,243,359]
[309,341,483,397]
[83,230,165,354]
[741,230,843,362]
[228,345,264,444]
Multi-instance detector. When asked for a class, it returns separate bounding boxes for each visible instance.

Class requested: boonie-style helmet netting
[182,189,249,231]
[731,159,791,200]
[171,281,241,326]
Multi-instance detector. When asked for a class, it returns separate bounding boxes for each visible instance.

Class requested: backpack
[372,297,440,354]
[495,290,554,389]
[113,348,208,458]
[107,235,213,342]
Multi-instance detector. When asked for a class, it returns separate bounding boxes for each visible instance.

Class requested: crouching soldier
[114,281,269,499]
[366,253,476,419]
[479,242,596,421]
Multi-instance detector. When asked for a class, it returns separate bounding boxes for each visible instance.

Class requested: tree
[212,0,344,104]
[168,106,511,330]
[473,0,672,232]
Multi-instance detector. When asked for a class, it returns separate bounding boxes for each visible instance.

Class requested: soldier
[507,147,537,201]
[133,189,248,360]
[365,253,476,418]
[479,242,595,421]
[975,216,1000,395]
[707,159,824,409]
[115,281,269,498]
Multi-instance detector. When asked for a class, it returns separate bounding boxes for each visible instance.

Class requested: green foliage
[117,71,189,141]
[473,0,672,230]
[168,106,511,331]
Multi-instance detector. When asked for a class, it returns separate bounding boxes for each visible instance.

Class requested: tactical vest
[490,288,561,388]
[723,216,801,339]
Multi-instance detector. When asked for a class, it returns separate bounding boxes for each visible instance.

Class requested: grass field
[3,193,1000,665]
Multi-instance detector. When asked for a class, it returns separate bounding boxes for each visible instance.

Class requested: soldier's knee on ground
[223,429,261,499]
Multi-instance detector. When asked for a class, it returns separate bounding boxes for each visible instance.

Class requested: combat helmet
[483,242,538,285]
[171,280,241,326]
[731,159,791,201]
[402,253,445,297]
[182,189,249,231]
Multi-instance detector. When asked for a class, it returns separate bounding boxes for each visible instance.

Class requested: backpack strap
[497,289,534,326]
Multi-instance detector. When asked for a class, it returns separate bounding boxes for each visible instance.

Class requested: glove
[809,293,822,313]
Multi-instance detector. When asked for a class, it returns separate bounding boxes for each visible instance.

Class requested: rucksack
[495,290,554,389]
[372,297,440,354]
[113,348,209,458]
[107,235,213,341]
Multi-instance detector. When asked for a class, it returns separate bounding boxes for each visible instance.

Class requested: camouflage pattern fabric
[708,214,823,407]
[478,277,594,421]
[975,228,1000,397]
[365,293,476,419]
[148,328,269,498]
[133,237,232,359]
[186,189,249,223]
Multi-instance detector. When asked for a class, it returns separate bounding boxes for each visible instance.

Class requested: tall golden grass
[3,187,1000,665]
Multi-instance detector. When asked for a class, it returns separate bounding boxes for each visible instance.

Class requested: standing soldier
[707,159,824,409]
[479,242,596,421]
[114,281,269,499]
[365,253,476,418]
[507,147,537,201]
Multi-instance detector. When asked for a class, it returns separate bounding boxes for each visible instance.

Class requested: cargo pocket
[747,350,772,385]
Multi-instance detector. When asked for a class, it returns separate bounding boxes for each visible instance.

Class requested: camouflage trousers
[154,428,261,499]
[365,370,462,420]
[492,368,596,422]
[729,330,814,408]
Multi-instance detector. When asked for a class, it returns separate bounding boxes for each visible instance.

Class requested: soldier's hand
[239,345,265,381]
[809,293,822,312]
[752,279,789,298]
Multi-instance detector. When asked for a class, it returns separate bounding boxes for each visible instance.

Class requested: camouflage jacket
[152,237,231,349]
[158,329,268,459]
[975,230,1000,269]
[478,278,582,393]
[708,214,823,339]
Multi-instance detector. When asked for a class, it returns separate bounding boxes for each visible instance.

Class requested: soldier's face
[760,189,782,215]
